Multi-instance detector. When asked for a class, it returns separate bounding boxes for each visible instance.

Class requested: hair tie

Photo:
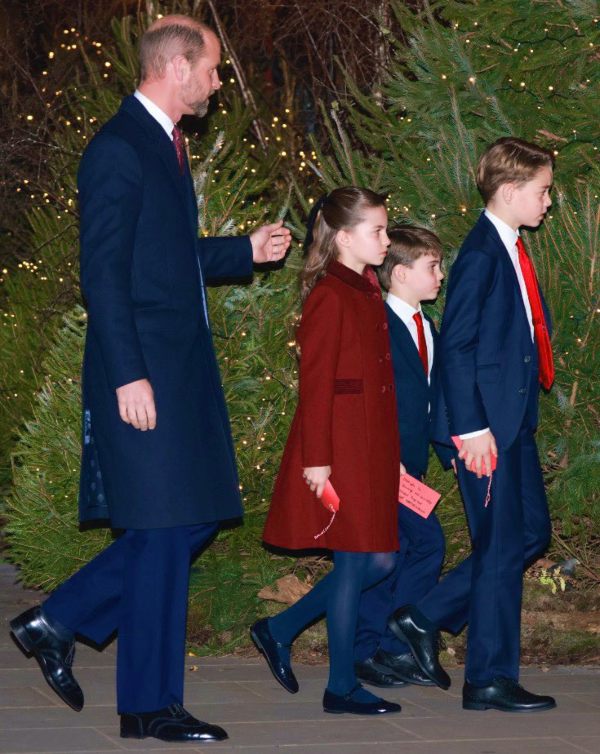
[303,194,329,253]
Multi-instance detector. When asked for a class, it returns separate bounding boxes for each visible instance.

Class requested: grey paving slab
[1,563,599,754]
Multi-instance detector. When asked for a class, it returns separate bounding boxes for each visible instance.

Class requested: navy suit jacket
[437,212,552,450]
[386,304,453,478]
[78,95,253,529]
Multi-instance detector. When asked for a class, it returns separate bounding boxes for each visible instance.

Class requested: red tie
[172,125,187,174]
[516,237,555,390]
[413,311,428,376]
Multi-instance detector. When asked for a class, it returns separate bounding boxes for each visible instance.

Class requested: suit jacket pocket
[476,363,501,384]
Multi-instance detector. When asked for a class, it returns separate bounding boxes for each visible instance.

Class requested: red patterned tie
[413,311,428,376]
[516,237,555,390]
[172,125,186,174]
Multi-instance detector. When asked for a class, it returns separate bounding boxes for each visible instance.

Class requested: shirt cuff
[459,428,490,439]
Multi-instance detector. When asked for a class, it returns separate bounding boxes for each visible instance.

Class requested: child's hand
[302,466,331,499]
[458,431,497,478]
[400,463,407,476]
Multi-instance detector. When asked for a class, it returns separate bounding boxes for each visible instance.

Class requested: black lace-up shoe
[120,703,228,741]
[373,649,435,686]
[323,684,401,715]
[10,606,83,711]
[355,657,407,687]
[387,605,451,690]
[463,678,557,712]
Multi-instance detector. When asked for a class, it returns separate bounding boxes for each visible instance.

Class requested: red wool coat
[263,260,400,552]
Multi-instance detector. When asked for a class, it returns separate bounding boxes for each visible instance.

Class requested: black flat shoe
[10,606,84,712]
[355,657,407,688]
[374,649,435,686]
[120,703,228,741]
[388,605,450,690]
[250,618,298,693]
[463,678,557,712]
[323,684,401,715]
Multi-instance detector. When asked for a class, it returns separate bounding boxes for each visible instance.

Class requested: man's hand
[250,220,291,263]
[116,378,156,431]
[458,430,497,478]
[302,465,331,499]
[400,462,407,476]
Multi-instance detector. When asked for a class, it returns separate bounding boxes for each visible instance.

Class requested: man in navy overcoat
[10,15,290,743]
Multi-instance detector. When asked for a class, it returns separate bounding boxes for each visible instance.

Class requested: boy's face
[509,166,553,229]
[394,253,444,305]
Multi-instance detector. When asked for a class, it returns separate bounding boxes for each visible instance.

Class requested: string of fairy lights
[1,12,598,452]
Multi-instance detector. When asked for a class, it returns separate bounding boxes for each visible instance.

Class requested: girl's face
[336,205,390,273]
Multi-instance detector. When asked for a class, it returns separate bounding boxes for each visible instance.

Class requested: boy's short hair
[477,136,554,204]
[378,225,442,291]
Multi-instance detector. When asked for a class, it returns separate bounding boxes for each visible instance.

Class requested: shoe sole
[250,628,298,694]
[387,620,450,691]
[323,707,402,715]
[9,620,83,712]
[463,700,557,712]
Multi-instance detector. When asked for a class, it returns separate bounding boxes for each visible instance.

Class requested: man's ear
[170,54,190,83]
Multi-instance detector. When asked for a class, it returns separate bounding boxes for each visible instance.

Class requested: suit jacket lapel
[386,303,428,385]
[478,213,532,335]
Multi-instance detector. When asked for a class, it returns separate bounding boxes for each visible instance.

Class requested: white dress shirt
[133,91,209,326]
[134,90,175,139]
[386,293,434,384]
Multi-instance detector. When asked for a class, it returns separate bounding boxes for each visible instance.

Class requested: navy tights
[268,551,395,696]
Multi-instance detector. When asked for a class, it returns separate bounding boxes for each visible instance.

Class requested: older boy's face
[511,166,553,229]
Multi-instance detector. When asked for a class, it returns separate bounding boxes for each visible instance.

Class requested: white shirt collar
[134,90,175,140]
[385,292,422,327]
[484,209,519,259]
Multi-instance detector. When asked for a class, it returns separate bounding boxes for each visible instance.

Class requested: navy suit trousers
[355,504,445,661]
[43,523,218,713]
[418,424,551,685]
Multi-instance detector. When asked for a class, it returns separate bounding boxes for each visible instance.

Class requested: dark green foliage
[308,0,600,570]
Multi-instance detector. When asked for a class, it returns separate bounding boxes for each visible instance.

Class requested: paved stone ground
[1,562,599,754]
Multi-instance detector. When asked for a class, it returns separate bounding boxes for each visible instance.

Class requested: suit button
[524,355,531,363]
[518,387,527,394]
[386,353,391,360]
[389,384,394,391]
[383,322,388,330]
[381,385,386,393]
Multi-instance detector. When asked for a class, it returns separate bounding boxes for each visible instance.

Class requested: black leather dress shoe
[374,649,435,686]
[463,678,557,712]
[120,703,228,741]
[10,606,83,711]
[323,684,401,715]
[387,605,450,690]
[355,657,407,688]
[250,618,298,693]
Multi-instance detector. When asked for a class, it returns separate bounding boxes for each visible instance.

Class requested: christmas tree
[307,0,599,575]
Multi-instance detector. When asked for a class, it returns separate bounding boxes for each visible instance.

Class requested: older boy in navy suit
[355,226,454,688]
[389,137,556,712]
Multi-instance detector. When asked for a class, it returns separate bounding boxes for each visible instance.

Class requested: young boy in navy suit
[354,226,454,688]
[388,137,557,712]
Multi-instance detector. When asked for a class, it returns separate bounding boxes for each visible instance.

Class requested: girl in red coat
[252,187,402,715]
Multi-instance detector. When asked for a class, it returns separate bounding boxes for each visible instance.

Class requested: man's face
[511,166,553,229]
[180,32,222,117]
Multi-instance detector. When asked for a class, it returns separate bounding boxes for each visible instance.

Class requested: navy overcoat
[77,95,252,529]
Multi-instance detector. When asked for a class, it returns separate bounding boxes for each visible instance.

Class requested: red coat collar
[326,260,380,293]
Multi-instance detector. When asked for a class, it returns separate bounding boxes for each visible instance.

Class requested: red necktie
[516,237,555,390]
[172,125,186,174]
[413,311,428,376]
